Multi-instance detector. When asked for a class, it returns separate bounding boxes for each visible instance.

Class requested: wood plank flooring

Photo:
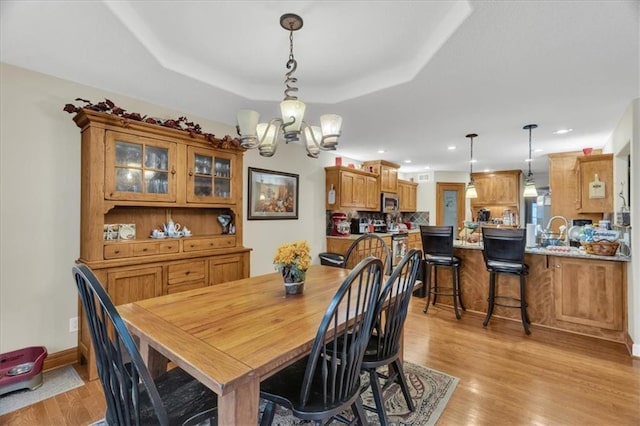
[1,297,639,425]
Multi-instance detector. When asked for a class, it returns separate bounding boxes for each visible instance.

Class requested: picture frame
[248,167,299,220]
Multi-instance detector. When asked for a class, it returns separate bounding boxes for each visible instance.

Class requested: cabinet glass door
[187,147,234,203]
[106,132,176,201]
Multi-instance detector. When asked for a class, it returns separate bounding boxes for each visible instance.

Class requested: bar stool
[420,225,465,319]
[481,227,531,334]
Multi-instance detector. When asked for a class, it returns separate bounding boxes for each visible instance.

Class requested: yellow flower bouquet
[274,240,312,283]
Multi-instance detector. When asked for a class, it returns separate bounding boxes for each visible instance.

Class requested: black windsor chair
[72,264,218,426]
[359,248,423,425]
[259,257,384,426]
[343,233,392,276]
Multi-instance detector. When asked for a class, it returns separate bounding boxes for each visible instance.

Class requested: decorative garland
[63,98,242,149]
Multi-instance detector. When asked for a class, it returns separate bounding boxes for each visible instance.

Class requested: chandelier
[522,124,538,197]
[465,133,478,198]
[236,13,343,158]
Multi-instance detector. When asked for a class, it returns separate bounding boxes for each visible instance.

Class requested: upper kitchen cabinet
[398,179,418,212]
[362,160,400,193]
[575,153,613,213]
[325,166,379,211]
[471,170,521,206]
[548,150,606,223]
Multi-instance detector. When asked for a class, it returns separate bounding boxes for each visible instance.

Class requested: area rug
[0,365,84,416]
[90,362,458,426]
[266,361,458,425]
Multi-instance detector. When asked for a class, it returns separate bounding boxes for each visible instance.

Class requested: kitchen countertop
[454,240,631,262]
[327,229,421,239]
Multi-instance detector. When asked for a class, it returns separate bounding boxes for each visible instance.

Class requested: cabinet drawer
[183,236,236,252]
[167,260,207,285]
[104,244,133,259]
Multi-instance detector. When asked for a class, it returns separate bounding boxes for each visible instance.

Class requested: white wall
[0,63,331,353]
[605,98,639,356]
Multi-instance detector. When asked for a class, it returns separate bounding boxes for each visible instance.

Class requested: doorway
[436,182,465,233]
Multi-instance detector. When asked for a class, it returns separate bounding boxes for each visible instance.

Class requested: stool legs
[423,262,465,319]
[483,272,496,327]
[423,263,433,313]
[483,272,531,334]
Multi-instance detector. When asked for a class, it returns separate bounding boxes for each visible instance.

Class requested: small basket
[582,240,619,256]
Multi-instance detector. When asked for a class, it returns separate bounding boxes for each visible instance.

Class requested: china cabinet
[398,179,418,212]
[73,109,251,380]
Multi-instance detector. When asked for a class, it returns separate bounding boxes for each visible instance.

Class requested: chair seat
[425,254,460,267]
[138,367,218,426]
[260,355,361,420]
[487,260,529,275]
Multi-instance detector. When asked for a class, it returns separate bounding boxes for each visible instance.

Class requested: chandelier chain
[283,28,299,101]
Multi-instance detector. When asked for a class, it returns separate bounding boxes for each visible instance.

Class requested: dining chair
[360,248,423,425]
[259,257,383,426]
[72,264,218,426]
[344,233,392,275]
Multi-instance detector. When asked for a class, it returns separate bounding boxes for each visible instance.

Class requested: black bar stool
[481,227,531,334]
[420,225,465,319]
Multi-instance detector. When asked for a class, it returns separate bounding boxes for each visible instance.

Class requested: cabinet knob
[188,169,193,177]
[171,167,176,175]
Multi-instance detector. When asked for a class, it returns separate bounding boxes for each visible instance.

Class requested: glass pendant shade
[303,126,322,158]
[319,114,343,149]
[523,175,538,197]
[256,122,278,157]
[466,182,478,199]
[236,109,260,148]
[280,99,306,134]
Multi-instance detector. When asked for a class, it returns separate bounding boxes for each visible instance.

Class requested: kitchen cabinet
[551,256,624,331]
[575,153,613,213]
[471,170,521,206]
[363,160,400,193]
[73,109,251,380]
[407,231,422,251]
[398,179,418,212]
[325,166,379,211]
[548,151,603,224]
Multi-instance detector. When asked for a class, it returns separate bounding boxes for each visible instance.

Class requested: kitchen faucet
[545,216,569,246]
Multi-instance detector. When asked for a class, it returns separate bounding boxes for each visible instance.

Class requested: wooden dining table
[118,264,357,425]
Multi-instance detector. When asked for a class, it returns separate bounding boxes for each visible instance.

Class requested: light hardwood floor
[2,297,639,425]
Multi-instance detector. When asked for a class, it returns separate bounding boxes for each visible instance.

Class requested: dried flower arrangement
[273,240,312,283]
[63,98,241,149]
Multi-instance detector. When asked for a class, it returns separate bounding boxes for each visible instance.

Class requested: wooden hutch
[74,109,251,379]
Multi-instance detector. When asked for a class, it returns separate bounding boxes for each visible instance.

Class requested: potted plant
[273,240,311,295]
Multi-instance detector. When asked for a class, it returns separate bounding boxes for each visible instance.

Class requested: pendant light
[523,124,538,197]
[465,133,478,199]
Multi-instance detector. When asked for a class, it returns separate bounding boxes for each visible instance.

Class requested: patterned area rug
[0,366,84,416]
[90,362,458,426]
[266,361,458,425]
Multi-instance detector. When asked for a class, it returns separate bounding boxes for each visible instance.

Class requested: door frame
[436,182,466,233]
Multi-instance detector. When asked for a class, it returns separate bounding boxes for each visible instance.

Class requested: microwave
[381,192,399,213]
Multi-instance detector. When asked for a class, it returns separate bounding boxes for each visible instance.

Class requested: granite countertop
[453,240,631,262]
[326,229,421,240]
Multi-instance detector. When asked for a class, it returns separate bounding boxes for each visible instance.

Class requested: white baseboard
[633,343,640,358]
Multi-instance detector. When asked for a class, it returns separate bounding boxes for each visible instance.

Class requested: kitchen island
[437,242,631,350]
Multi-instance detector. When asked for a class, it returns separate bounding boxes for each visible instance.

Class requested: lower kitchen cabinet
[551,256,624,330]
[106,266,163,304]
[210,253,250,285]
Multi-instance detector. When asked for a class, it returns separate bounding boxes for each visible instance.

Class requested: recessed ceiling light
[448,146,456,150]
[404,160,411,164]
[470,159,477,163]
[534,148,543,153]
[424,166,431,169]
[377,149,385,154]
[554,128,573,135]
[525,158,533,162]
[483,168,491,173]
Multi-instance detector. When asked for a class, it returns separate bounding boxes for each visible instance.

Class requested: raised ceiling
[1,0,638,176]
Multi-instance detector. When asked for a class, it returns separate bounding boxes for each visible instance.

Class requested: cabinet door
[187,147,235,204]
[209,254,248,285]
[105,132,177,202]
[365,176,380,210]
[472,175,494,204]
[576,154,613,213]
[106,266,163,305]
[340,171,366,208]
[492,174,518,205]
[381,166,398,193]
[552,256,623,330]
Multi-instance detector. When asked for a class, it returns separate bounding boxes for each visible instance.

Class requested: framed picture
[248,167,299,220]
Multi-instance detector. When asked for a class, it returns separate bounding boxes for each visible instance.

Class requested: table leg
[138,337,168,379]
[218,375,260,426]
